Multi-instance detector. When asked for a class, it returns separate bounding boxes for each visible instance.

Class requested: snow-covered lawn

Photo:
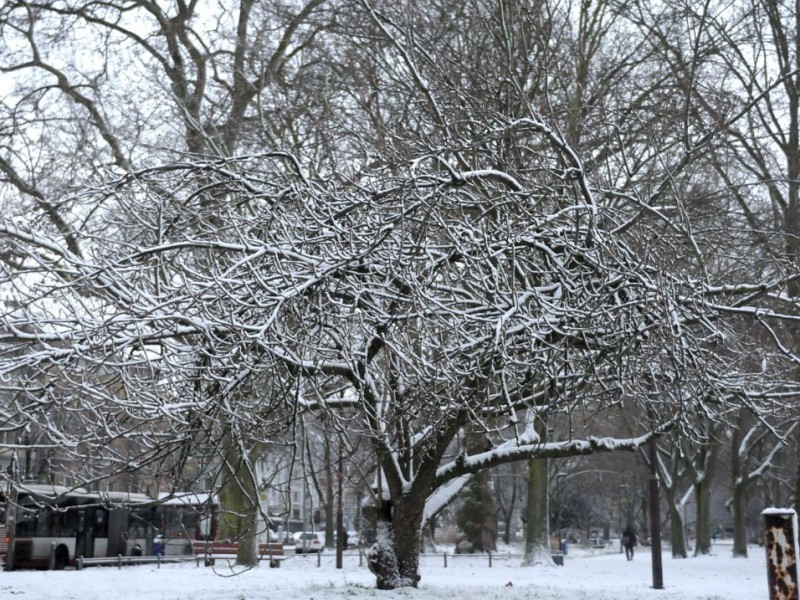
[0,542,766,599]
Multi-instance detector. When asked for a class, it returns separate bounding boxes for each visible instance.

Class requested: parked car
[346,530,362,548]
[295,532,323,554]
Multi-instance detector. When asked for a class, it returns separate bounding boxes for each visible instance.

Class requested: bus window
[181,508,198,539]
[94,508,108,538]
[128,509,153,541]
[15,506,36,537]
[49,509,79,537]
[199,512,213,540]
[35,510,52,537]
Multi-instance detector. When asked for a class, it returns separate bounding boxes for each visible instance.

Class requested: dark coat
[622,527,637,548]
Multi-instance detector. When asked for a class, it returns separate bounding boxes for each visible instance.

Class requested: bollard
[48,542,56,570]
[443,552,447,568]
[763,508,799,600]
[77,556,84,570]
[157,554,162,569]
[317,550,321,568]
[488,551,492,568]
[117,554,122,569]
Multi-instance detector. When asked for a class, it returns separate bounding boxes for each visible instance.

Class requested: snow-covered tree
[0,124,790,586]
[0,0,334,567]
[3,0,800,590]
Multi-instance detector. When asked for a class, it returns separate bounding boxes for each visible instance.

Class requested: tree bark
[693,477,712,556]
[367,495,424,589]
[324,435,335,548]
[217,465,259,565]
[730,413,749,558]
[503,472,518,545]
[731,478,749,558]
[664,490,688,558]
[523,454,551,565]
[217,430,262,566]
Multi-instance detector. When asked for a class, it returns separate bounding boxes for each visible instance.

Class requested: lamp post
[617,484,626,553]
[336,435,344,569]
[556,472,566,550]
[648,436,664,589]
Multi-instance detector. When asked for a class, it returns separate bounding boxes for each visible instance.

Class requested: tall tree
[0,0,331,567]
[2,0,800,590]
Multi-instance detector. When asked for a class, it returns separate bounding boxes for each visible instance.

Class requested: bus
[154,491,217,556]
[0,484,217,570]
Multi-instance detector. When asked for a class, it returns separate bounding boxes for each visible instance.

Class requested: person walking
[153,533,165,556]
[622,525,637,561]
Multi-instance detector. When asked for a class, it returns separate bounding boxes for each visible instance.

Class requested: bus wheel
[54,545,69,570]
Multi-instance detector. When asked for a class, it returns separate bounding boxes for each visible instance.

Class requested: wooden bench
[191,541,287,567]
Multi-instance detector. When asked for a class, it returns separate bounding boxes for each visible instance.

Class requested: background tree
[0,0,332,567]
[493,461,523,546]
[454,470,497,554]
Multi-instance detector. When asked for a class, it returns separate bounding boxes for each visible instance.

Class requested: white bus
[0,485,216,569]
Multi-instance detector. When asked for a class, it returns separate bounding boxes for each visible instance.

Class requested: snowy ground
[0,541,766,599]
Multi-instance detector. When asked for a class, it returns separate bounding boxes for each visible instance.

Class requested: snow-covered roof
[15,483,90,497]
[101,491,154,505]
[157,491,218,506]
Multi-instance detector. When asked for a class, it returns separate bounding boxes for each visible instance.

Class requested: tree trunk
[217,465,259,565]
[216,430,261,566]
[730,413,748,558]
[795,428,800,518]
[731,478,748,557]
[523,454,550,565]
[694,478,712,556]
[504,475,517,545]
[367,495,424,589]
[325,436,335,548]
[666,496,688,558]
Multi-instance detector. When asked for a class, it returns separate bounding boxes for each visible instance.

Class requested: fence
[419,552,564,567]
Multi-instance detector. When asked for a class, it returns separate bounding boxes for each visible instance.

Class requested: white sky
[1,541,766,600]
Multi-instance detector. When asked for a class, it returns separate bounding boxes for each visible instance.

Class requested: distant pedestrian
[622,526,637,561]
[153,534,165,556]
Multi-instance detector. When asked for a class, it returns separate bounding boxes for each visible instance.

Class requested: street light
[556,472,566,550]
[617,484,627,554]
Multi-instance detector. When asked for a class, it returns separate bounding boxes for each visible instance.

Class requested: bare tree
[0,0,333,567]
[2,0,800,591]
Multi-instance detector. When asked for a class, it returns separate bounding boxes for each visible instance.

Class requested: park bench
[191,540,287,567]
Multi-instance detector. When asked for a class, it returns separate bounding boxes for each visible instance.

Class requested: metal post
[556,471,568,547]
[763,509,799,600]
[617,484,626,554]
[336,435,344,569]
[648,435,664,590]
[444,552,447,568]
[488,551,492,568]
[4,469,18,571]
[317,549,322,567]
[117,554,122,569]
[48,542,56,570]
